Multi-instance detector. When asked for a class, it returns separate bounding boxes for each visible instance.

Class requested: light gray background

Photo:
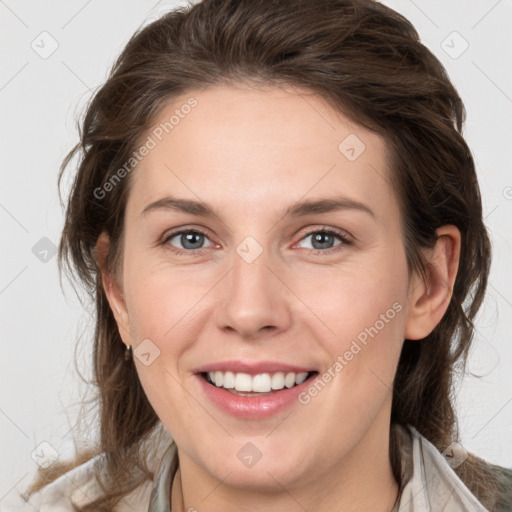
[1,1,511,509]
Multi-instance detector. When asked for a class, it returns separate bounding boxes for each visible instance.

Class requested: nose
[214,248,292,340]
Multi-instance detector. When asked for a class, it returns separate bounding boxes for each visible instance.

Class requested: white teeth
[234,373,253,392]
[284,372,296,388]
[271,372,285,390]
[222,371,235,389]
[295,372,309,385]
[252,373,272,392]
[206,370,311,392]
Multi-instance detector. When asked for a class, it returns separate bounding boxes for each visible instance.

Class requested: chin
[201,441,309,490]
[218,463,302,492]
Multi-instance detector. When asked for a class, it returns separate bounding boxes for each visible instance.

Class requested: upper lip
[194,360,316,375]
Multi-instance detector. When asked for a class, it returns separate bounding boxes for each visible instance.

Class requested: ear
[404,225,461,340]
[95,231,132,346]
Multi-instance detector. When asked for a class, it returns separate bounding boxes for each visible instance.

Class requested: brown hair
[23,0,508,510]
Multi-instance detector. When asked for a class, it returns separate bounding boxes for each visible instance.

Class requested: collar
[394,424,488,511]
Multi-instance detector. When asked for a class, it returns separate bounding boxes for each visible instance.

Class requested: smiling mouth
[200,370,319,396]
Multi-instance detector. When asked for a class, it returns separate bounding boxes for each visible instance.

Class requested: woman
[22,0,512,510]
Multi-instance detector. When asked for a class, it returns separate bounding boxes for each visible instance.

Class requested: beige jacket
[14,424,510,511]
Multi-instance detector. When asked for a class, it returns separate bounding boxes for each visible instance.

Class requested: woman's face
[108,82,419,495]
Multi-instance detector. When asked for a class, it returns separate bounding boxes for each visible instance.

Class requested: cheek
[122,262,209,437]
[122,246,211,340]
[302,251,409,383]
[290,256,408,456]
[121,255,221,426]
[308,256,406,322]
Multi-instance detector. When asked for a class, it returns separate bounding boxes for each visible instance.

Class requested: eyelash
[161,226,353,257]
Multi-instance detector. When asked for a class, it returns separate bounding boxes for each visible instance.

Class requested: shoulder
[27,454,106,511]
[27,451,157,512]
[25,424,175,511]
[403,424,512,511]
[483,461,512,511]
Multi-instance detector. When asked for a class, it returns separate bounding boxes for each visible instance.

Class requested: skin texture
[98,82,460,512]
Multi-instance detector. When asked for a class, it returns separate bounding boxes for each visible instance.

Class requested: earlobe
[95,232,131,344]
[404,225,461,340]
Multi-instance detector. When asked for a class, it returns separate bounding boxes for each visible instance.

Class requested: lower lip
[195,373,317,419]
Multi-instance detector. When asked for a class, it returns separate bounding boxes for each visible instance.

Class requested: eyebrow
[141,195,375,220]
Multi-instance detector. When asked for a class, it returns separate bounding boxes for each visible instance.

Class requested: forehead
[127,83,397,222]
